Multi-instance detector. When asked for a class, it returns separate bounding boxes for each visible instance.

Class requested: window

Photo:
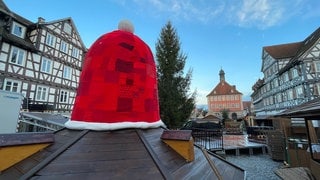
[315,62,320,72]
[292,68,299,78]
[283,73,289,82]
[63,66,71,79]
[63,23,72,35]
[60,90,69,103]
[45,33,56,47]
[11,21,26,38]
[3,79,20,92]
[295,86,304,98]
[41,57,52,73]
[9,46,26,66]
[315,83,320,95]
[36,86,48,101]
[60,41,68,53]
[71,47,79,58]
[282,92,287,101]
[287,89,293,100]
[277,94,282,103]
[273,79,279,87]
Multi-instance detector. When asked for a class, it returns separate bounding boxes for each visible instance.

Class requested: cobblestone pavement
[226,154,283,180]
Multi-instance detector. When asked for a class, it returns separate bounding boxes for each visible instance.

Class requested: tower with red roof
[207,69,243,119]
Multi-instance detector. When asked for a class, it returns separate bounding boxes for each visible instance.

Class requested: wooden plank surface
[0,132,54,147]
[160,130,192,140]
[34,129,164,179]
[1,128,246,179]
[275,167,314,180]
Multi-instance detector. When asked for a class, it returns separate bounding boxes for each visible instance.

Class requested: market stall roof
[0,127,245,180]
[276,97,320,119]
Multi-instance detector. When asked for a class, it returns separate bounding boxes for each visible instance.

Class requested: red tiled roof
[263,42,302,59]
[207,80,242,96]
[279,27,320,74]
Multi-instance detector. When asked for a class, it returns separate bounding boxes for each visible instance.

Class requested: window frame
[9,46,26,66]
[45,33,56,47]
[292,68,299,78]
[59,90,69,103]
[316,83,320,95]
[63,23,72,35]
[295,86,304,98]
[40,57,53,74]
[60,40,68,53]
[283,72,289,82]
[11,21,26,38]
[71,47,79,58]
[35,85,49,101]
[287,89,294,100]
[63,65,72,80]
[315,61,320,72]
[3,79,21,92]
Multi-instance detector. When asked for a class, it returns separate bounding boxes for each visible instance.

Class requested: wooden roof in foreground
[1,128,245,180]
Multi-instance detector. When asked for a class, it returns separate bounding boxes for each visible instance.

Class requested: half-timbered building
[0,1,87,112]
[252,27,320,118]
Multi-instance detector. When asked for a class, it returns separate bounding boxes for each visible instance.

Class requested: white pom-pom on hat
[118,19,134,33]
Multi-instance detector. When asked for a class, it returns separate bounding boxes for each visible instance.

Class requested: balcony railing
[191,128,223,151]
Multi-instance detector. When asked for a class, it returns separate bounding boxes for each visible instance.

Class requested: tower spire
[219,68,225,82]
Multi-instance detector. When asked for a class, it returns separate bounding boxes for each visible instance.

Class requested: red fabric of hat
[65,26,164,130]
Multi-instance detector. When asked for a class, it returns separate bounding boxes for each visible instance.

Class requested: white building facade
[0,1,87,112]
[252,27,320,118]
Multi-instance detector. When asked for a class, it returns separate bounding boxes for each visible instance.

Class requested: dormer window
[11,21,26,38]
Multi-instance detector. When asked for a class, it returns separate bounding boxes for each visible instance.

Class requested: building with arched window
[207,69,244,119]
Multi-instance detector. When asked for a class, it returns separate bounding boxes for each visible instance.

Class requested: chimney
[38,17,45,23]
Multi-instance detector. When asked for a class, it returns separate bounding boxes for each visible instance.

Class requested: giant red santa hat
[65,20,165,130]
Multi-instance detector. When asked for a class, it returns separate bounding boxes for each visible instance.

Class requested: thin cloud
[237,0,282,28]
[113,0,313,28]
[230,0,307,29]
[117,0,225,24]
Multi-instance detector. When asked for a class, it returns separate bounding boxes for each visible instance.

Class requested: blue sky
[4,0,320,105]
